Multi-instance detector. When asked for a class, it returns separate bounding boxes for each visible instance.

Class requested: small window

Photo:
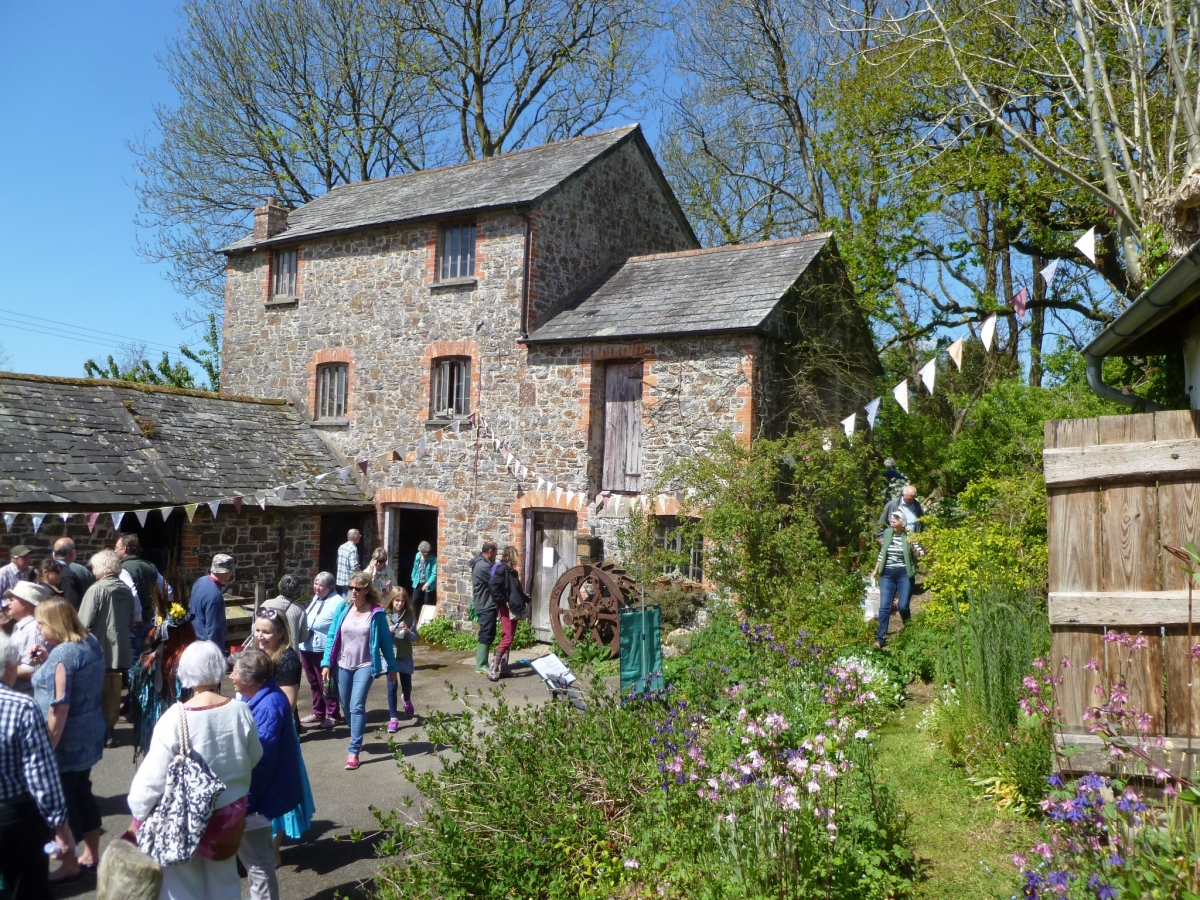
[440,223,476,280]
[315,363,348,420]
[431,357,470,418]
[272,248,298,299]
[655,517,703,583]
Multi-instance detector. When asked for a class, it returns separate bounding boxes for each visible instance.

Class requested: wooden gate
[1045,411,1200,772]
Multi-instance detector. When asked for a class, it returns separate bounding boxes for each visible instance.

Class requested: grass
[875,683,1036,900]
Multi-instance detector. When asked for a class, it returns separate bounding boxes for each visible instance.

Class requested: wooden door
[527,511,576,641]
[602,361,643,493]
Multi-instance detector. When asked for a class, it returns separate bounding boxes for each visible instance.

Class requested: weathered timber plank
[1044,438,1200,487]
[1050,591,1194,625]
[1055,731,1198,776]
[1053,627,1105,731]
[1165,626,1200,737]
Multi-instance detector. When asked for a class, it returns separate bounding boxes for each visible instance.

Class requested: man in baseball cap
[190,554,235,652]
[2,581,53,694]
[0,545,35,597]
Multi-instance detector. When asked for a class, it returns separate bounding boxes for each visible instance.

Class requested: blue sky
[0,2,193,378]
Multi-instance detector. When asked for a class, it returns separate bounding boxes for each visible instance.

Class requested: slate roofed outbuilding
[223,125,692,252]
[526,233,833,343]
[0,373,368,509]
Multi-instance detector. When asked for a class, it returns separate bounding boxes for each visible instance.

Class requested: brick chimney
[252,198,289,240]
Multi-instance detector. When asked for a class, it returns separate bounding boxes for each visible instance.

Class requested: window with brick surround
[272,248,299,299]
[654,516,704,583]
[431,357,470,418]
[439,223,476,280]
[315,362,348,420]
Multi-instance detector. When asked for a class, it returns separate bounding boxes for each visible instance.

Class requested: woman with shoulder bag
[126,641,262,900]
[872,512,920,649]
[486,546,530,682]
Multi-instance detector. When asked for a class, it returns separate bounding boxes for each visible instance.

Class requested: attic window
[439,223,476,280]
[431,357,470,418]
[272,248,298,299]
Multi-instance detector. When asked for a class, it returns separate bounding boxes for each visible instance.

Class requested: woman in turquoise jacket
[410,542,437,622]
[320,571,398,770]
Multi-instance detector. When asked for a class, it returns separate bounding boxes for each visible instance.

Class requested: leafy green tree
[84,314,222,392]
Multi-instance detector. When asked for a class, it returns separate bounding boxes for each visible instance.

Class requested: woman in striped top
[872,511,918,649]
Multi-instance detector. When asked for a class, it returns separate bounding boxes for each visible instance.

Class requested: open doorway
[320,513,371,577]
[117,510,183,591]
[386,506,439,591]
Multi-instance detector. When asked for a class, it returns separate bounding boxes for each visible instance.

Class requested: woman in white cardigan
[127,641,262,900]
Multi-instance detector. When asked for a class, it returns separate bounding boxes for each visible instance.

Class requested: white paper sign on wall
[542,546,556,568]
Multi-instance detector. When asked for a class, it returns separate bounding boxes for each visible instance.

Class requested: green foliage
[886,619,955,684]
[645,583,705,632]
[83,314,222,392]
[419,615,535,651]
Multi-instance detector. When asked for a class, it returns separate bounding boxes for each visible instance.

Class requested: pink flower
[1033,658,1047,669]
[806,779,821,794]
[1034,843,1053,860]
[1012,854,1027,869]
[1059,656,1073,668]
[1084,658,1100,671]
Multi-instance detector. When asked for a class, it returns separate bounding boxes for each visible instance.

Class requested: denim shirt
[299,591,342,654]
[31,634,106,772]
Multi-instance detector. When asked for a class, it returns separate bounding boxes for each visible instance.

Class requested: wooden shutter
[602,361,643,492]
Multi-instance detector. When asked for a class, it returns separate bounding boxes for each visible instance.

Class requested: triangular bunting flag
[864,397,881,429]
[257,494,268,510]
[505,453,513,469]
[111,511,124,530]
[85,513,99,534]
[919,358,937,394]
[30,514,45,534]
[208,500,221,518]
[1011,286,1028,322]
[184,504,199,522]
[980,314,997,352]
[892,379,909,413]
[452,419,461,434]
[841,412,856,439]
[159,507,174,522]
[59,513,72,523]
[315,473,328,483]
[338,467,350,484]
[537,477,546,492]
[493,438,501,451]
[1075,226,1097,264]
[612,496,622,515]
[294,482,306,497]
[566,490,576,505]
[2,513,16,531]
[134,510,149,528]
[358,460,369,474]
[555,487,563,503]
[232,496,243,513]
[1039,258,1060,290]
[275,485,288,500]
[948,338,964,371]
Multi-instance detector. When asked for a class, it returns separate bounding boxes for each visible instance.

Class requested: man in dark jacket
[470,541,498,674]
[117,534,165,657]
[877,484,925,538]
[190,554,235,652]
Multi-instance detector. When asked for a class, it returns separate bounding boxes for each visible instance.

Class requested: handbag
[136,707,228,866]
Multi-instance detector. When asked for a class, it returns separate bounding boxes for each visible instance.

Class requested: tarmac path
[54,645,552,900]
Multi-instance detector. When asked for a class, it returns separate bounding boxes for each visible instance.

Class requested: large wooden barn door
[1044,410,1200,773]
[602,361,643,493]
[526,511,576,641]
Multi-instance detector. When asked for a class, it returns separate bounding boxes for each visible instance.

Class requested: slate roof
[526,233,832,343]
[0,374,368,509]
[224,125,645,252]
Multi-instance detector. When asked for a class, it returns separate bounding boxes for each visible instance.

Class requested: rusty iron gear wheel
[548,562,640,658]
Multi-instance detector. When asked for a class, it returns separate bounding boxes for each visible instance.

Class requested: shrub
[418,615,537,651]
[645,582,705,632]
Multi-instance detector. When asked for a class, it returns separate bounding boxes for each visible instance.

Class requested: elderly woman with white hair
[127,641,262,900]
[410,540,437,622]
[78,548,136,746]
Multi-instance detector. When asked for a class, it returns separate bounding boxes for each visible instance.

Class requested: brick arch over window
[307,349,356,421]
[418,340,481,417]
[374,487,449,590]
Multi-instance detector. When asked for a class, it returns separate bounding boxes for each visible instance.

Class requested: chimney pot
[253,198,289,240]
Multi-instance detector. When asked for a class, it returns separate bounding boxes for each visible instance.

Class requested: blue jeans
[336,665,375,754]
[876,569,913,645]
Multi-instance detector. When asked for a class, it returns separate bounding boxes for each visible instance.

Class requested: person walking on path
[0,545,35,596]
[364,548,395,598]
[320,572,399,771]
[882,457,908,503]
[872,512,920,648]
[231,649,304,900]
[0,629,77,897]
[189,554,235,653]
[298,573,340,729]
[877,483,925,537]
[487,546,529,682]
[78,550,136,745]
[384,588,418,732]
[4,581,53,695]
[126,640,262,900]
[257,574,310,655]
[31,598,106,879]
[471,541,497,674]
[410,541,437,622]
[335,530,361,595]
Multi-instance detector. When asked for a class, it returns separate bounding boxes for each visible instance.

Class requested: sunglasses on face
[350,585,369,593]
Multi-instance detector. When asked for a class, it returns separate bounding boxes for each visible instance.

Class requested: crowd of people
[0,525,537,900]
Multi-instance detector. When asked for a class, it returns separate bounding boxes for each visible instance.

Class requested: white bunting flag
[537,477,546,491]
[338,467,350,484]
[208,500,221,518]
[417,437,427,456]
[493,438,501,451]
[135,510,149,528]
[315,473,329,483]
[111,511,125,530]
[59,513,72,523]
[505,453,513,470]
[841,412,856,439]
[275,485,288,501]
[948,338,964,371]
[294,482,306,497]
[257,494,268,510]
[159,507,174,522]
[919,358,937,394]
[612,496,622,516]
[2,513,15,531]
[555,487,563,503]
[30,514,45,534]
[566,490,576,505]
[1075,227,1097,264]
[1040,258,1061,290]
[864,397,882,429]
[980,314,997,352]
[452,419,461,434]
[892,379,909,413]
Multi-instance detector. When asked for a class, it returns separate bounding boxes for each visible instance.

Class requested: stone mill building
[220,125,879,638]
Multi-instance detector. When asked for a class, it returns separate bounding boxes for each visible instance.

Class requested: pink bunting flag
[233,495,244,513]
[357,460,369,474]
[85,513,100,534]
[947,338,964,371]
[1011,286,1028,322]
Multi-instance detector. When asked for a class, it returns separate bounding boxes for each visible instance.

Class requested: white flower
[623,859,639,869]
[854,729,870,740]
